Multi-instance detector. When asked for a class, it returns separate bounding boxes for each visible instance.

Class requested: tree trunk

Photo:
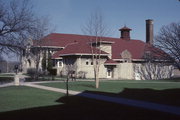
[94,66,100,88]
[95,75,99,88]
[66,75,69,97]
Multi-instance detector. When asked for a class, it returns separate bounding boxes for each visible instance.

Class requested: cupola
[119,26,132,40]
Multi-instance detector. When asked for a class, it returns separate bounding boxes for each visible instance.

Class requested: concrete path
[24,83,81,95]
[23,83,180,116]
[0,82,14,88]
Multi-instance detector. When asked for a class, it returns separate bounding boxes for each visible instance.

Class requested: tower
[146,19,154,45]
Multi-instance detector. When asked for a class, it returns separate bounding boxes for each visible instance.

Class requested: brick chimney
[146,19,154,45]
[119,26,132,40]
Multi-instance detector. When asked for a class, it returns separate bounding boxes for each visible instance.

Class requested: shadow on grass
[84,88,180,107]
[0,89,180,120]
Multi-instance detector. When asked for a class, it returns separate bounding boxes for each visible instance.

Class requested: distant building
[0,60,19,73]
[0,60,8,73]
[23,19,174,80]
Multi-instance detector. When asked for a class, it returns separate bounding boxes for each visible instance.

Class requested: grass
[40,80,180,93]
[0,82,180,119]
[40,80,180,107]
[0,73,14,77]
[0,91,179,120]
[25,76,67,82]
[0,86,64,112]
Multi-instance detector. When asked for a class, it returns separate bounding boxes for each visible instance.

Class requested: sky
[31,0,180,41]
[2,0,180,61]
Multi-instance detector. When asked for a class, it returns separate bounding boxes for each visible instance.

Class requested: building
[24,19,173,80]
[0,60,20,73]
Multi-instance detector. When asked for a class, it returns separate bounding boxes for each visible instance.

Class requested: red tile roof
[143,44,169,59]
[36,33,150,60]
[52,42,109,57]
[112,39,146,59]
[104,59,118,65]
[51,52,63,59]
[33,33,89,47]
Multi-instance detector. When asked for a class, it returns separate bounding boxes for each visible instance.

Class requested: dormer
[91,41,114,59]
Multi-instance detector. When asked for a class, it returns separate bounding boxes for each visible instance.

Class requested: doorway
[107,68,113,78]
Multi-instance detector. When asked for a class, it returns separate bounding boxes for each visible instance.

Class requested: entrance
[107,68,113,78]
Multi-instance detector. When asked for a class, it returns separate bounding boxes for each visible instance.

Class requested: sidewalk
[0,82,14,88]
[23,82,180,116]
[24,83,81,95]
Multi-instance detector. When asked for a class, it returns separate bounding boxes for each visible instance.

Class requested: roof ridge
[64,41,79,48]
[49,33,128,40]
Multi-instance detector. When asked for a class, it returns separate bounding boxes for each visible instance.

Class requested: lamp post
[14,65,19,86]
[66,73,69,97]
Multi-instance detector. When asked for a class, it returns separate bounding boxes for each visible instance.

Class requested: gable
[121,50,132,59]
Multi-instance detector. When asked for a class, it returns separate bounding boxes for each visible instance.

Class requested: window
[52,60,56,67]
[107,69,111,76]
[59,61,62,66]
[58,61,63,67]
[91,62,93,65]
[86,61,89,65]
[123,58,130,63]
[124,59,128,63]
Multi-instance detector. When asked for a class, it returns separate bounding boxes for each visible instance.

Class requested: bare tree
[134,50,174,80]
[0,0,54,80]
[134,62,173,80]
[64,63,77,97]
[0,55,4,61]
[155,22,180,70]
[66,64,77,81]
[0,0,35,55]
[25,17,53,80]
[82,11,108,88]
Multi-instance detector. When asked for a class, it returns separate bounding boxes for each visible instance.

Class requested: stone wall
[117,63,134,80]
[76,57,107,78]
[60,56,107,78]
[100,44,112,59]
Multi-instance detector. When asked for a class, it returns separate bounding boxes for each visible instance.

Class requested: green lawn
[40,80,180,106]
[0,73,14,77]
[0,82,180,119]
[40,80,180,93]
[0,86,64,112]
[0,89,179,120]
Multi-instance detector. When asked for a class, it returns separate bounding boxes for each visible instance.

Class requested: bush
[78,71,87,79]
[0,77,14,84]
[48,69,57,76]
[27,68,36,77]
[26,68,41,81]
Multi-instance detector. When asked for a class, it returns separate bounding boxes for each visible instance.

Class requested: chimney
[119,26,132,40]
[146,19,154,45]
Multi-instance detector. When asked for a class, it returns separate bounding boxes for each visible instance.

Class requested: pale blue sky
[2,0,180,61]
[31,0,180,41]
